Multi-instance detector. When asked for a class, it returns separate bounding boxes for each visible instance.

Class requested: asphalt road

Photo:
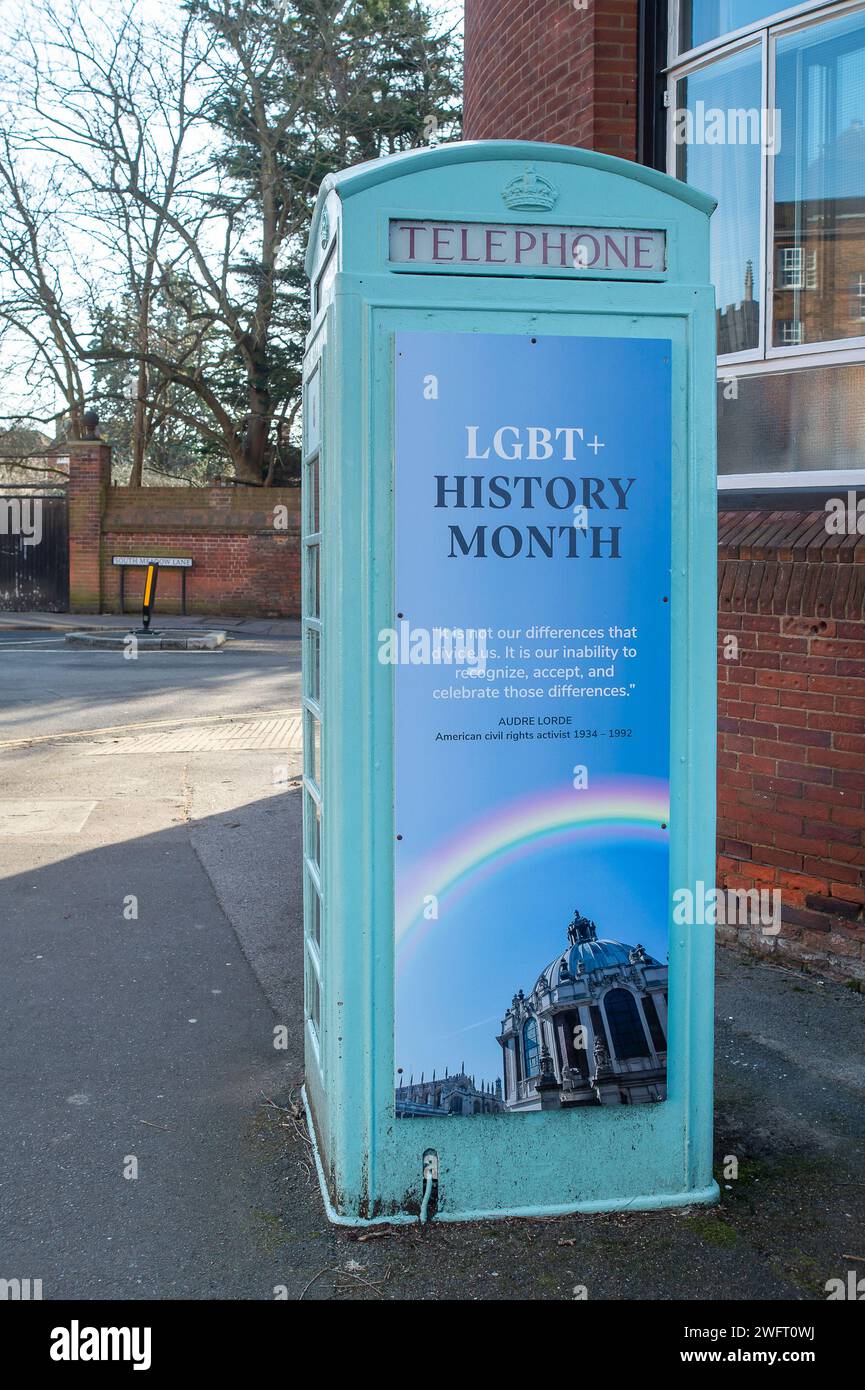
[1,629,863,1301]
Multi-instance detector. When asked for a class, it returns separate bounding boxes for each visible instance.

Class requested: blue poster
[393,332,672,1118]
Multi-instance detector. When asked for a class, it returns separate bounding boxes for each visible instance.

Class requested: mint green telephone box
[301,141,718,1224]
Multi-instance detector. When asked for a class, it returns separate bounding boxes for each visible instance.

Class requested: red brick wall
[464,0,638,159]
[101,486,301,618]
[718,512,865,985]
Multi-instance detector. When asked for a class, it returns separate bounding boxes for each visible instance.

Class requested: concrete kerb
[64,629,227,651]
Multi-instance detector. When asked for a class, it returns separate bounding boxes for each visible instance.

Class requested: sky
[0,0,465,431]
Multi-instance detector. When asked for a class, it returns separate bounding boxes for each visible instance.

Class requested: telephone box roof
[305,139,716,277]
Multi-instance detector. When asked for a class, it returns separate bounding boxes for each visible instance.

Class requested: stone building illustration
[498,908,668,1110]
[396,1068,504,1118]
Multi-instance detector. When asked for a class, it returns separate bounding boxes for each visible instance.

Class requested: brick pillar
[67,439,111,612]
[464,0,638,160]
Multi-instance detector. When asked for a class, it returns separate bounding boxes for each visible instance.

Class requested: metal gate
[0,486,69,611]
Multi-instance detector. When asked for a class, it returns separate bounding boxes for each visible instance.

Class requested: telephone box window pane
[306,542,320,619]
[717,362,865,473]
[315,241,336,314]
[305,789,321,868]
[305,626,320,703]
[304,369,320,457]
[680,1,786,51]
[773,10,865,347]
[310,880,321,947]
[305,709,321,788]
[305,454,320,536]
[675,46,762,354]
[305,950,321,1034]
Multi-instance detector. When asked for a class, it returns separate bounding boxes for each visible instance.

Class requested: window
[668,2,865,488]
[778,318,805,344]
[773,10,865,347]
[642,994,668,1053]
[603,990,651,1060]
[679,1,794,51]
[674,41,763,356]
[523,1018,540,1077]
[779,245,803,288]
[718,359,865,474]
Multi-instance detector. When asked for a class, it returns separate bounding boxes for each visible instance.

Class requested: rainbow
[396,776,669,976]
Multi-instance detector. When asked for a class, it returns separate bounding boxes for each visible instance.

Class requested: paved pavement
[0,627,315,1299]
[0,624,863,1300]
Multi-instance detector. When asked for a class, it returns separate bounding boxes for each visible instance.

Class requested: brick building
[464,0,865,981]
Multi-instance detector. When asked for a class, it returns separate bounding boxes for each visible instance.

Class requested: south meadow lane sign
[112,555,192,568]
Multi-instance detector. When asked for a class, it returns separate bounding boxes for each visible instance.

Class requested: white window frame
[778,317,805,343]
[666,0,865,489]
[779,245,803,288]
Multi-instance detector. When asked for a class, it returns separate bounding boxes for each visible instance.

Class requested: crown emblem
[502,164,559,212]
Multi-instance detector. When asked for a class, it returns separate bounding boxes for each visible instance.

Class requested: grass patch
[682,1212,738,1248]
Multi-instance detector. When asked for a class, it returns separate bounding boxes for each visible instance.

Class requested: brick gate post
[67,425,111,613]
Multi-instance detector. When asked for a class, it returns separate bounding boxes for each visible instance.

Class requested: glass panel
[676,45,763,354]
[681,1,787,51]
[315,242,337,315]
[717,362,865,472]
[304,453,320,536]
[304,708,321,788]
[305,948,321,1034]
[304,625,320,703]
[304,788,321,867]
[773,9,865,347]
[303,368,320,459]
[305,868,321,947]
[305,542,320,619]
[311,882,321,948]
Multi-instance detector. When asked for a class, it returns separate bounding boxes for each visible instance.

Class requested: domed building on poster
[498,908,669,1110]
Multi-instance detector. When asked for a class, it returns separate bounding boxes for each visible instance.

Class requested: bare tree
[0,130,87,438]
[0,0,459,483]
